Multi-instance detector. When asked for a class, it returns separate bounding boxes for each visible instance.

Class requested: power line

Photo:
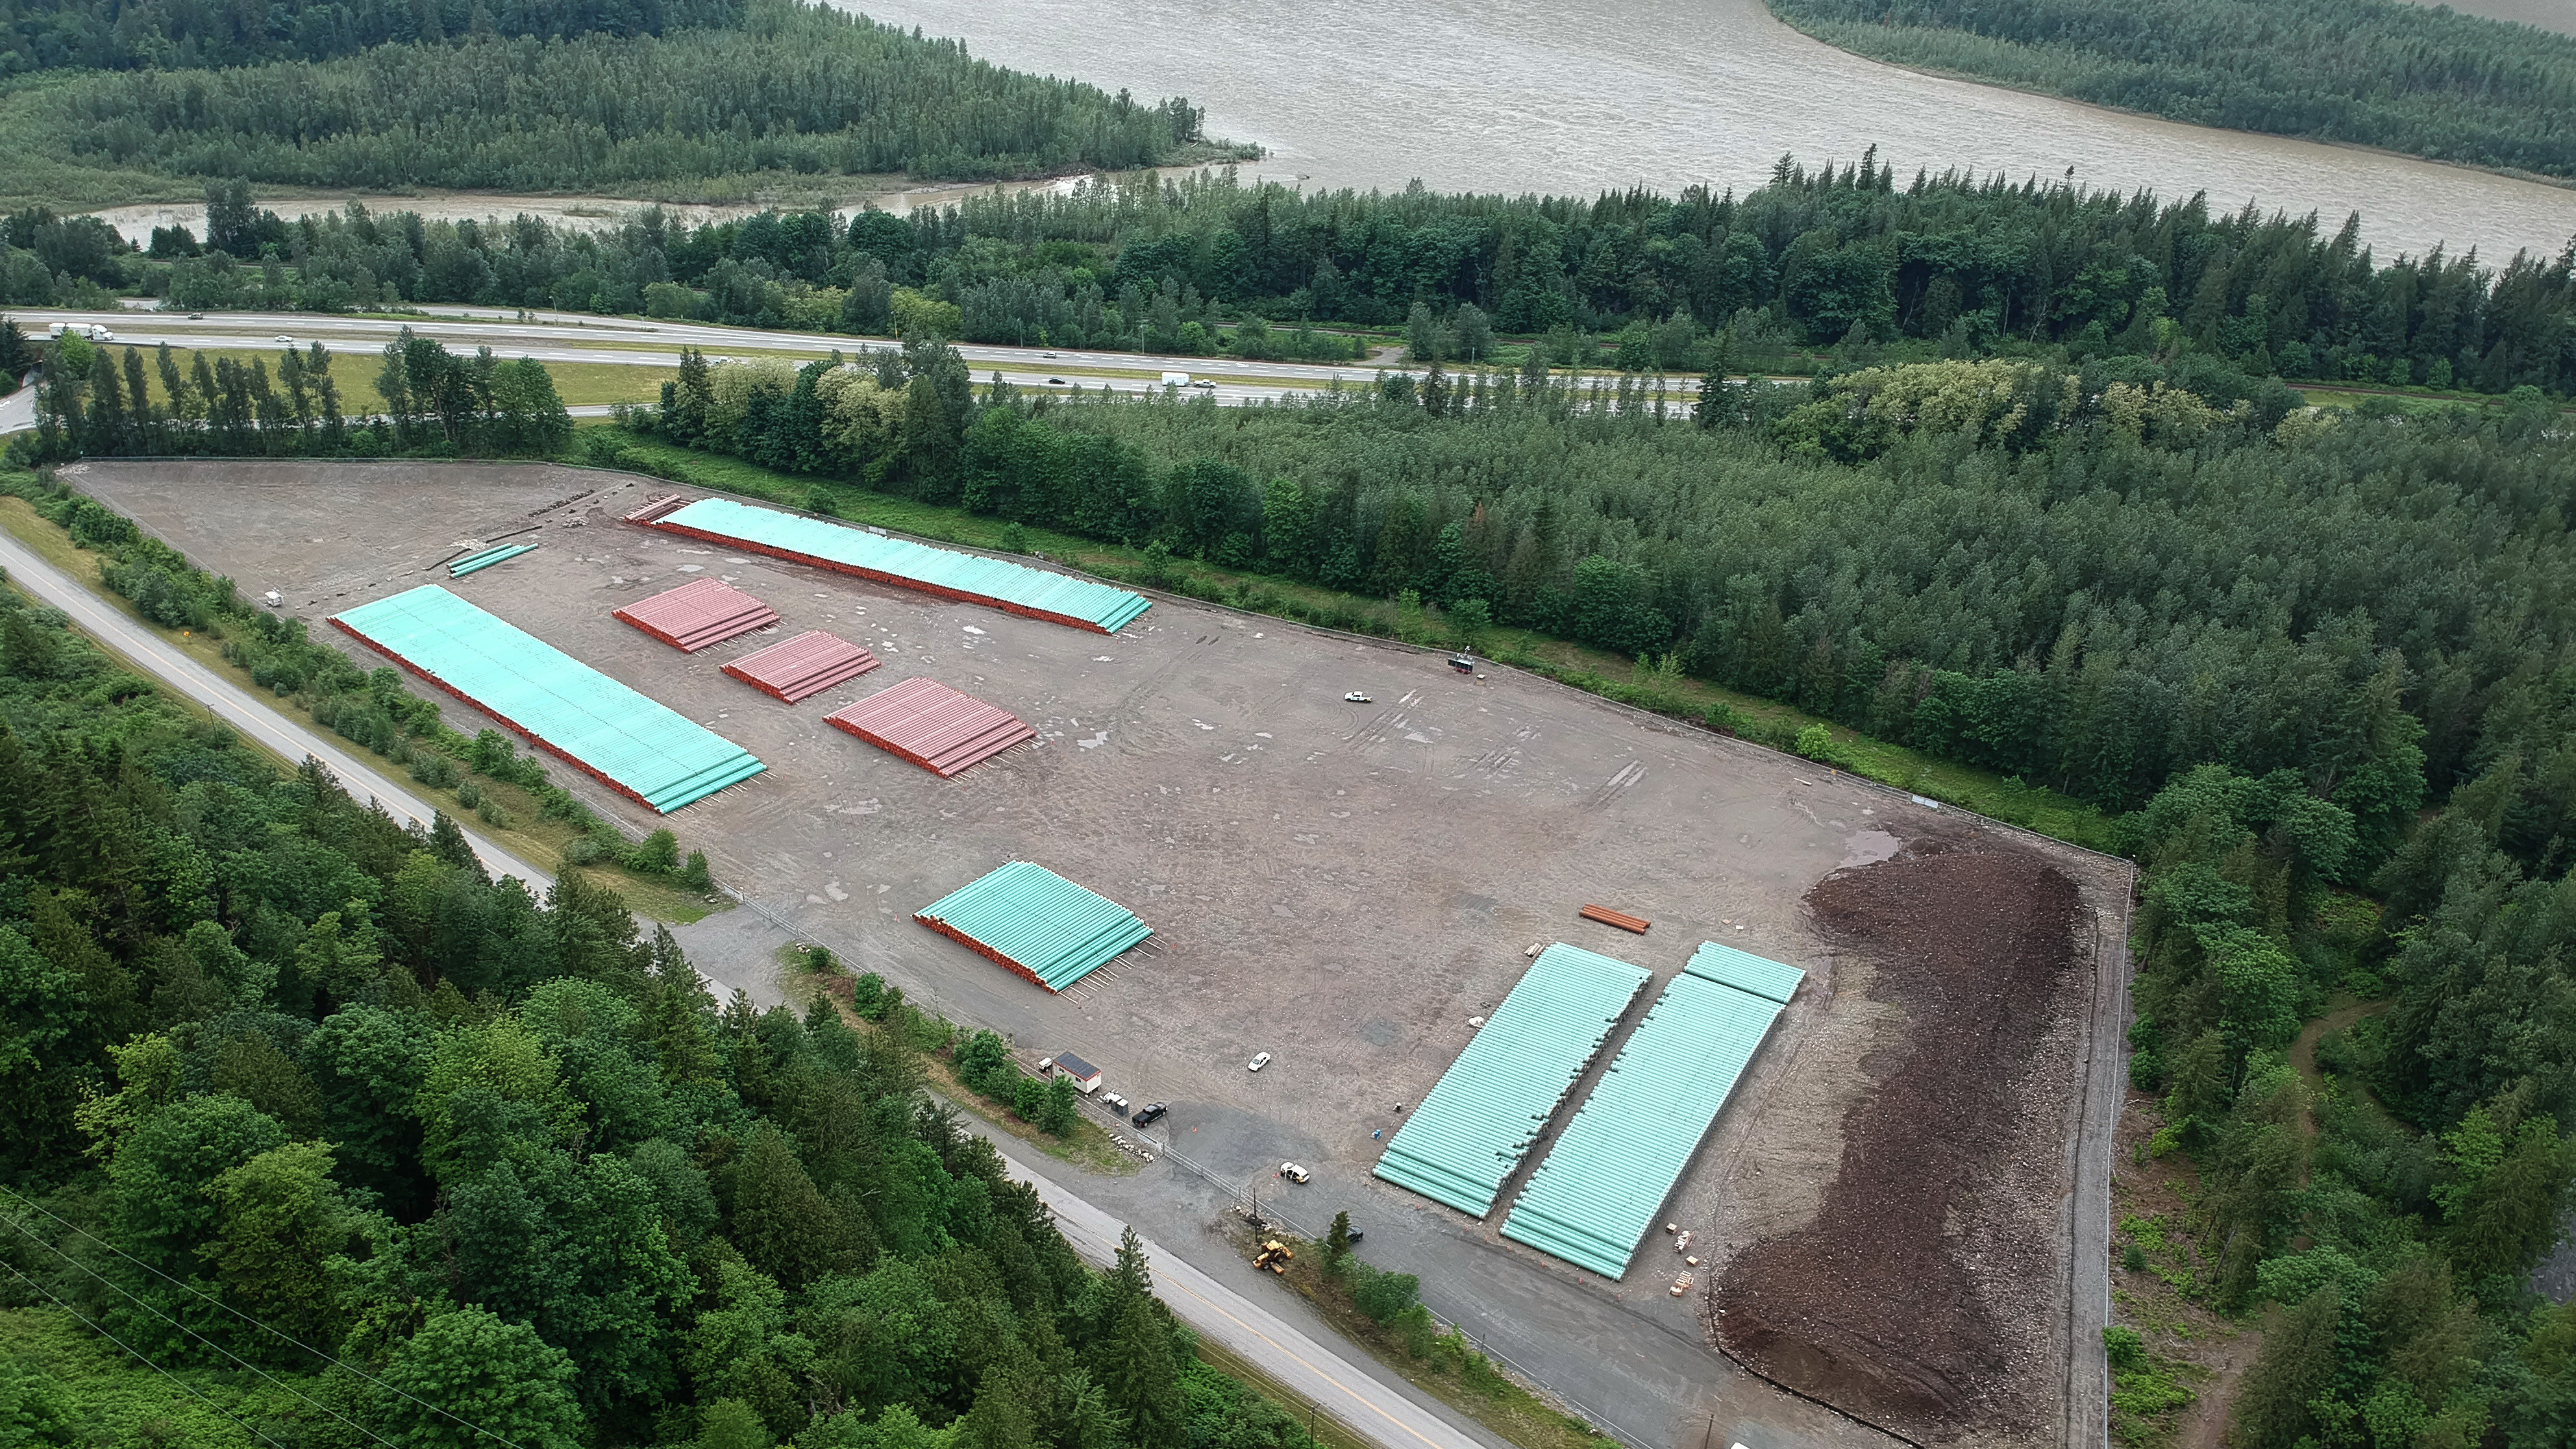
[0,1196,397,1449]
[0,1257,293,1449]
[0,1187,528,1449]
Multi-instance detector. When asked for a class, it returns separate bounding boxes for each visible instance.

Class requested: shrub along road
[984,1134,1509,1449]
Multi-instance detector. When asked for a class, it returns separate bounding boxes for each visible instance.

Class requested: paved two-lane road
[982,1134,1505,1449]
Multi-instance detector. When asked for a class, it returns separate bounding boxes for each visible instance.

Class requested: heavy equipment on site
[1251,1239,1294,1274]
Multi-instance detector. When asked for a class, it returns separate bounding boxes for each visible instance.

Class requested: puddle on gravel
[1840,828,1901,869]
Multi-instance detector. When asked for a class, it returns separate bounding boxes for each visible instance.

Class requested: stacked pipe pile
[614,577,781,652]
[722,630,881,702]
[825,677,1034,777]
[1370,943,1653,1218]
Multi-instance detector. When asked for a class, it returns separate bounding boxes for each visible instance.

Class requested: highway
[0,519,553,887]
[13,303,1401,406]
[6,304,1701,411]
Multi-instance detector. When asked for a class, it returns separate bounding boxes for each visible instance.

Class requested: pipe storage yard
[722,630,881,702]
[332,585,767,813]
[1372,943,1653,1219]
[639,496,1151,633]
[448,542,535,577]
[916,861,1152,991]
[826,677,1035,776]
[1500,943,1806,1278]
[79,462,2144,1449]
[615,576,782,652]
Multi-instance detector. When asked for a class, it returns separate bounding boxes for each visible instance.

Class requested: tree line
[5,0,1222,195]
[43,156,2575,398]
[900,160,2576,393]
[0,488,1346,1449]
[13,328,575,462]
[1765,0,2576,180]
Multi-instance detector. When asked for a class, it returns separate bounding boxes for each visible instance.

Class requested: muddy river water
[837,0,2576,260]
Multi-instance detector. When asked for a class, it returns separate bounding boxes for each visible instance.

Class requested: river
[832,0,2576,262]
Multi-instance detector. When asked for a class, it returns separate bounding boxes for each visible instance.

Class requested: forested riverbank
[1762,0,2576,182]
[0,0,1239,208]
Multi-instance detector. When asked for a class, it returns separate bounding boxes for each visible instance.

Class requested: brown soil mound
[1711,838,2085,1444]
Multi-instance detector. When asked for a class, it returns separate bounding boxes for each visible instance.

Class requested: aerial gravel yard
[68,458,2131,1449]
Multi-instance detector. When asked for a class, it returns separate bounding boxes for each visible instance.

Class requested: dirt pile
[1711,837,2087,1446]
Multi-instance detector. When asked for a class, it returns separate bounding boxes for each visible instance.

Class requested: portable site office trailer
[1049,1053,1104,1093]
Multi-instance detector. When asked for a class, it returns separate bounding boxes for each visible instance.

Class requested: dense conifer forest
[1763,0,2576,180]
